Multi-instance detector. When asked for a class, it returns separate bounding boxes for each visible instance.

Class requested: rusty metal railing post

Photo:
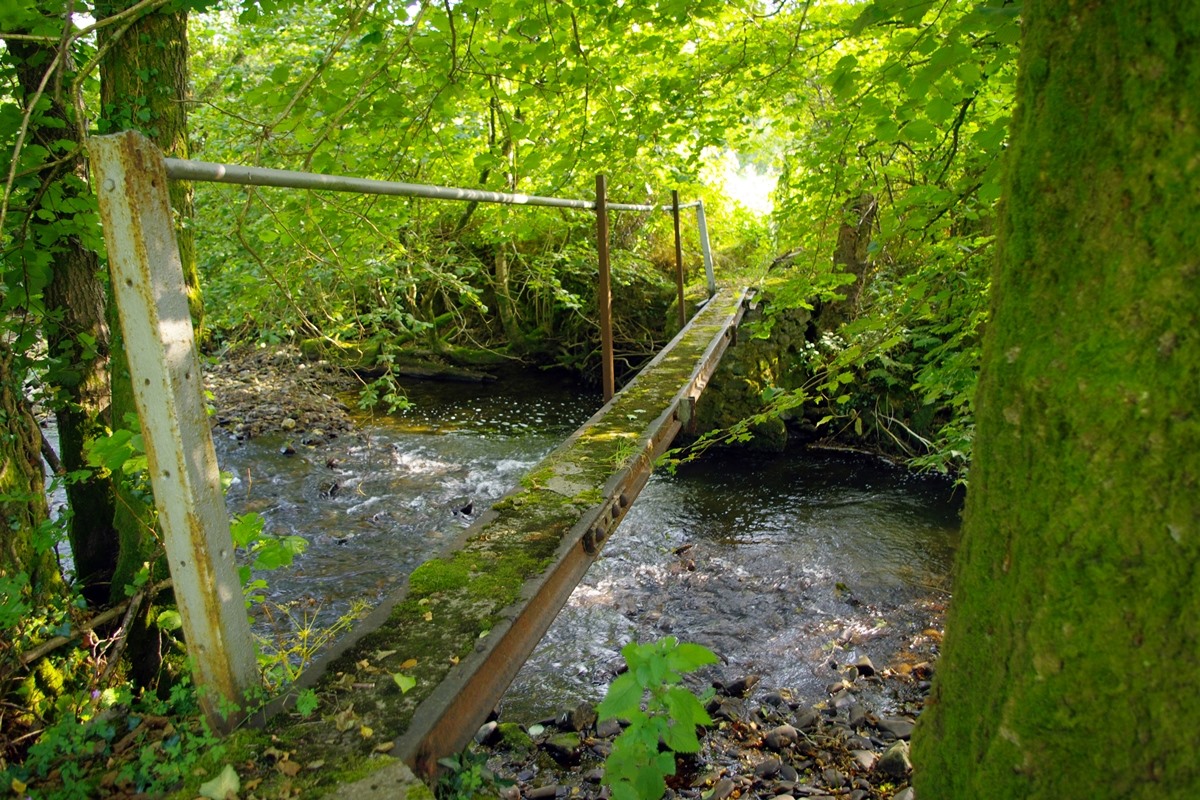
[695,199,716,296]
[91,131,258,732]
[596,174,615,402]
[672,190,685,328]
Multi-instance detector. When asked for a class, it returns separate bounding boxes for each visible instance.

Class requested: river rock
[542,732,581,766]
[474,720,500,746]
[876,716,916,740]
[717,674,761,697]
[875,740,912,778]
[853,655,876,677]
[709,778,737,800]
[821,767,846,788]
[794,708,820,731]
[495,722,532,753]
[892,788,915,800]
[560,701,597,732]
[850,749,877,771]
[525,785,559,800]
[763,724,799,751]
[596,718,623,739]
[847,703,867,728]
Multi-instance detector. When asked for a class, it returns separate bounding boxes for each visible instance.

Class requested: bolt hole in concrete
[205,369,959,711]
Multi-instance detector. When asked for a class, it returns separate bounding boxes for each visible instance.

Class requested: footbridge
[90,130,753,795]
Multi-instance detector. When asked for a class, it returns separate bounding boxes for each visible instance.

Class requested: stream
[213,370,961,719]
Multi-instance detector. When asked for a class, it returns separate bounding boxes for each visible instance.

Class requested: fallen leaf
[11,778,27,794]
[306,760,325,771]
[392,673,416,694]
[448,655,460,665]
[374,649,397,661]
[334,705,357,732]
[423,611,433,621]
[276,760,301,777]
[374,741,395,753]
[399,657,418,670]
[198,764,240,800]
[360,725,374,739]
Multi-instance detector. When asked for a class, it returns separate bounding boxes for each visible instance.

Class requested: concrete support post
[91,131,257,732]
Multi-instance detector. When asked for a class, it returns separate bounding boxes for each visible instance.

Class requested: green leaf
[664,686,712,729]
[665,642,718,674]
[230,512,265,548]
[156,609,183,631]
[599,671,643,720]
[294,688,319,717]
[252,534,307,570]
[392,672,416,693]
[903,118,938,143]
[925,96,955,124]
[875,119,901,142]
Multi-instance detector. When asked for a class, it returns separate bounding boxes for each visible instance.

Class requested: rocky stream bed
[203,346,945,799]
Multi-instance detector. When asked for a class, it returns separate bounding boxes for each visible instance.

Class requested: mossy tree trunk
[817,193,876,329]
[6,32,119,606]
[912,3,1200,797]
[0,344,58,604]
[96,1,199,685]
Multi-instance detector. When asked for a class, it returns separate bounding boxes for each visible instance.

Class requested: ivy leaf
[392,672,416,694]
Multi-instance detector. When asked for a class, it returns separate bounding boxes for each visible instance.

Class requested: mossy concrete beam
[263,287,750,792]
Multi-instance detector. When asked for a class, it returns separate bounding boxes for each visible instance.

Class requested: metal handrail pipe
[164,157,665,213]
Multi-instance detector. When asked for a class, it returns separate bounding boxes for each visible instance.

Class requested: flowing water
[213,370,960,716]
[502,449,959,719]
[215,370,598,639]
